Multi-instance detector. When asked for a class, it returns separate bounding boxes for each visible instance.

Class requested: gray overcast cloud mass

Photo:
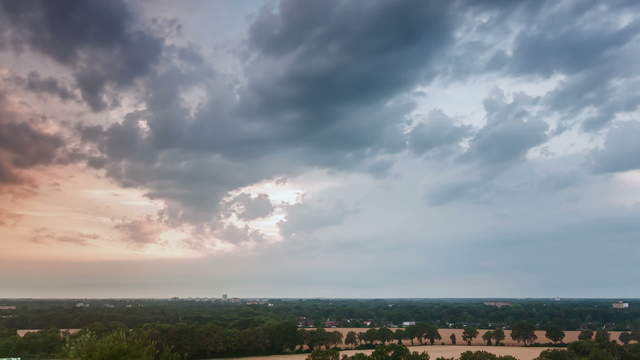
[1,0,640,297]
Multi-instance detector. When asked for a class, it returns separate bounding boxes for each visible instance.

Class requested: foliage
[483,331,494,345]
[578,330,593,341]
[306,348,340,360]
[511,322,537,345]
[594,329,610,344]
[0,328,64,359]
[460,351,518,360]
[545,327,565,344]
[379,327,395,344]
[462,327,479,345]
[537,339,640,360]
[424,325,442,345]
[619,332,632,345]
[62,330,157,360]
[493,329,505,345]
[347,331,359,347]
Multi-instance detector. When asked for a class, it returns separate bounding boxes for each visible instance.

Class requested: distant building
[0,305,16,310]
[297,317,314,328]
[75,302,90,308]
[363,320,373,327]
[483,301,513,308]
[612,301,629,309]
[222,294,228,301]
[402,321,416,326]
[324,321,338,328]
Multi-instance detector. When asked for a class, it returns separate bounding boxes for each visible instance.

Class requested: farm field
[224,345,552,360]
[308,328,626,346]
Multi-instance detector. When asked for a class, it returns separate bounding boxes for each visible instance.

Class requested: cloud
[30,228,100,246]
[65,0,465,227]
[409,109,471,155]
[3,0,640,298]
[278,199,355,240]
[0,0,163,111]
[0,209,21,227]
[224,193,274,220]
[8,72,78,102]
[214,223,266,245]
[0,90,69,189]
[114,217,166,248]
[590,121,640,173]
[463,90,548,165]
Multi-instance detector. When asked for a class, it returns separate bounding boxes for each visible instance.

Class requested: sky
[0,0,640,298]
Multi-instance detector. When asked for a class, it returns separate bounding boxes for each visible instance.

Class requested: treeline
[307,344,518,360]
[536,336,640,360]
[0,320,343,359]
[2,299,640,331]
[3,322,640,360]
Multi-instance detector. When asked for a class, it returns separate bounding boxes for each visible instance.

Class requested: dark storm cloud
[8,72,78,102]
[470,0,640,132]
[72,0,465,226]
[0,0,163,111]
[4,0,638,250]
[0,91,68,186]
[246,0,454,113]
[464,91,548,165]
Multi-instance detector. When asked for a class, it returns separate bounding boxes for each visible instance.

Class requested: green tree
[366,328,379,345]
[493,329,505,346]
[394,329,405,345]
[462,327,479,345]
[482,331,494,345]
[368,344,429,360]
[450,333,457,345]
[424,325,441,345]
[405,326,419,345]
[379,327,394,345]
[62,331,160,360]
[618,332,632,345]
[306,348,340,360]
[460,350,518,360]
[545,326,565,344]
[329,331,343,348]
[578,330,593,341]
[413,324,426,345]
[346,331,359,348]
[536,349,578,360]
[511,322,537,345]
[594,329,610,343]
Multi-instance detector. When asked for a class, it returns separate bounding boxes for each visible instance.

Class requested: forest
[1,299,639,359]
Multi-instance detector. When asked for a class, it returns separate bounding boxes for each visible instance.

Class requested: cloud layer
[1,0,640,297]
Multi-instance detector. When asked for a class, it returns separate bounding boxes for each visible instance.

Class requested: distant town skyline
[1,0,640,298]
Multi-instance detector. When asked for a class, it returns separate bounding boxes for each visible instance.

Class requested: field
[309,328,626,346]
[225,345,552,360]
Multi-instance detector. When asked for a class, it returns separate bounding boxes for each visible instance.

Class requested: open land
[225,345,552,360]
